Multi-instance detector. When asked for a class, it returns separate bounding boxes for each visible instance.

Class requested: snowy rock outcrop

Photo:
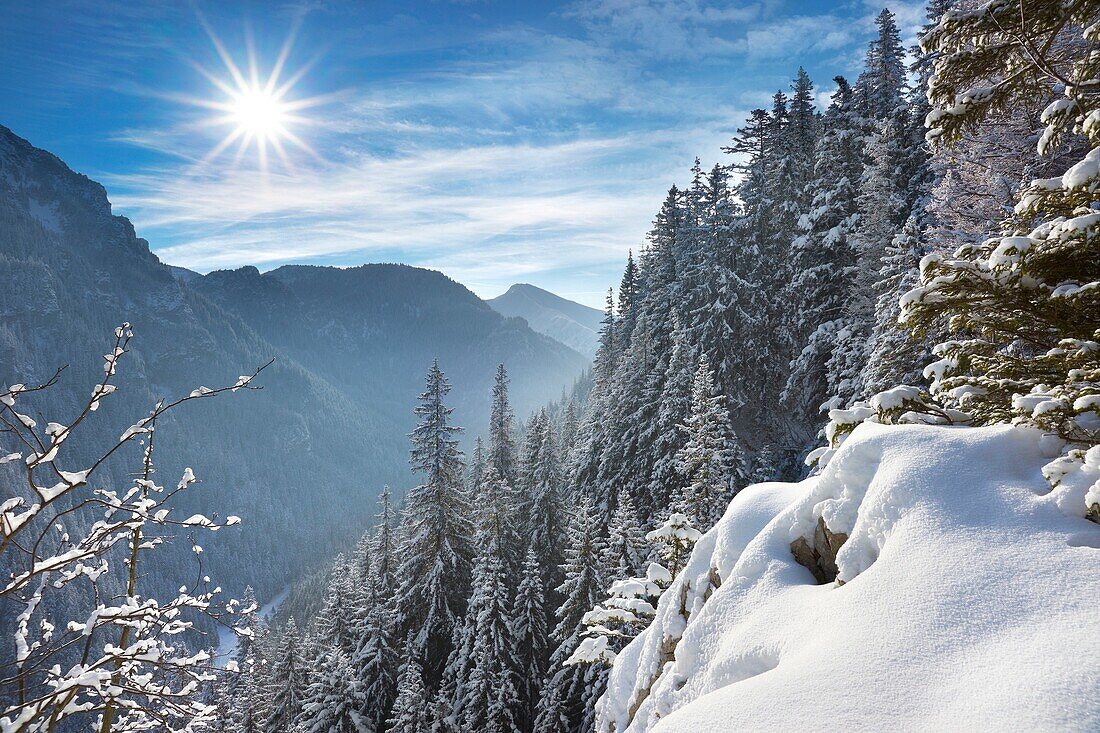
[599,422,1100,732]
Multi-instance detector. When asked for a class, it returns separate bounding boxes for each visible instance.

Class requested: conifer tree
[389,639,431,733]
[395,360,474,678]
[534,495,606,733]
[675,356,744,529]
[783,75,863,427]
[296,645,368,733]
[371,485,397,598]
[646,513,702,578]
[267,619,307,733]
[460,550,520,732]
[518,411,568,609]
[617,251,638,346]
[230,654,268,733]
[600,488,647,582]
[510,547,549,733]
[904,0,1100,444]
[861,215,928,394]
[594,289,618,387]
[489,364,519,486]
[355,572,399,732]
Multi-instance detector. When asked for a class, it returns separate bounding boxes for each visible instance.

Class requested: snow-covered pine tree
[295,645,368,733]
[829,8,911,406]
[599,487,647,582]
[518,410,568,611]
[646,513,703,578]
[267,618,308,733]
[317,554,358,653]
[617,251,638,348]
[510,547,549,733]
[395,360,475,679]
[355,564,399,732]
[674,355,744,529]
[534,494,606,733]
[230,653,268,733]
[389,639,431,733]
[594,288,618,389]
[371,485,398,598]
[861,215,929,394]
[647,313,694,515]
[904,0,1100,445]
[489,363,519,486]
[459,549,520,732]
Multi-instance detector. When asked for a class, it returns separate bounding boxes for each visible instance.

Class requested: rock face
[599,423,1100,733]
[789,516,848,584]
[488,283,603,358]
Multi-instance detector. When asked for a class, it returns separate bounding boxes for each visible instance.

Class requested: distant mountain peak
[488,283,602,359]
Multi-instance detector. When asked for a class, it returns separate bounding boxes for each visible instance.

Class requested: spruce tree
[675,356,744,529]
[267,618,307,733]
[510,547,549,733]
[600,488,647,582]
[395,360,474,678]
[388,639,431,733]
[489,364,518,486]
[296,645,368,733]
[534,495,606,733]
[904,0,1100,444]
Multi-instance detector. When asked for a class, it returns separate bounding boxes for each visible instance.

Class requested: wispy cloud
[56,0,912,305]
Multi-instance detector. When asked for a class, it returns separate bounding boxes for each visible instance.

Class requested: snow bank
[599,423,1100,732]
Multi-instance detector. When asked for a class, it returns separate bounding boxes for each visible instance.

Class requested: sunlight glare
[231,86,288,138]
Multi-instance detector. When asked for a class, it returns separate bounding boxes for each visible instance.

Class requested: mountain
[0,124,587,603]
[488,283,603,358]
[191,264,588,433]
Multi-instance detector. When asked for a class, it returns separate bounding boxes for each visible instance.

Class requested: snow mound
[599,423,1100,732]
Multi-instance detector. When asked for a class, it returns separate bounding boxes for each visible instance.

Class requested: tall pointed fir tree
[904,0,1100,446]
[511,547,549,733]
[354,560,399,732]
[647,312,694,516]
[317,554,358,653]
[489,364,519,486]
[600,488,647,582]
[388,638,431,733]
[371,485,397,598]
[534,495,606,733]
[674,355,744,529]
[296,645,369,733]
[830,7,911,406]
[518,410,568,613]
[267,618,307,733]
[617,251,638,348]
[395,360,475,681]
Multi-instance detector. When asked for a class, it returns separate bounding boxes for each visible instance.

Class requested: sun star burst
[182,17,329,174]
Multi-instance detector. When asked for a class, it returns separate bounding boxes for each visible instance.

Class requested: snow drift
[598,422,1100,732]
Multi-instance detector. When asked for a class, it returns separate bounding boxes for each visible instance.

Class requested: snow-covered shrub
[808,385,970,469]
[0,325,265,731]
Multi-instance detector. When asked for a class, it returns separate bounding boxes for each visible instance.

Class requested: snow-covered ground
[213,586,290,668]
[599,422,1100,732]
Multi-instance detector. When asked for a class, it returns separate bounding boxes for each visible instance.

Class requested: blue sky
[1,0,925,306]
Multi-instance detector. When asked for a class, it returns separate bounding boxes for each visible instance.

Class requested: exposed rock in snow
[599,423,1100,732]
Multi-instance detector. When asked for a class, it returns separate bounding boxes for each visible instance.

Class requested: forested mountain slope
[0,123,587,606]
[193,265,587,432]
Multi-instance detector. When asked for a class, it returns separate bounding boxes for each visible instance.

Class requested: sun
[181,17,328,173]
[230,86,288,139]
